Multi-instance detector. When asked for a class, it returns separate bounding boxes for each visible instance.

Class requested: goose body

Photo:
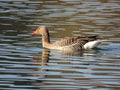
[32,26,105,51]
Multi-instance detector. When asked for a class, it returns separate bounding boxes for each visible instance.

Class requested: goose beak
[32,30,38,35]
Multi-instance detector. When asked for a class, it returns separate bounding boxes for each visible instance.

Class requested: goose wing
[53,35,98,48]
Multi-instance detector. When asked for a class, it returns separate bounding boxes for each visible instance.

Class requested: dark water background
[0,0,120,90]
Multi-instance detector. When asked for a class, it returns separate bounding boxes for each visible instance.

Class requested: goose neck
[42,30,51,47]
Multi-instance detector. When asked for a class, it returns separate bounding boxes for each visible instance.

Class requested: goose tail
[83,39,108,50]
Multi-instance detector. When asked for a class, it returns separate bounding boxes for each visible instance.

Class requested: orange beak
[32,30,38,35]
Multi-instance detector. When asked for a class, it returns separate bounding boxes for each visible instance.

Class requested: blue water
[0,0,120,90]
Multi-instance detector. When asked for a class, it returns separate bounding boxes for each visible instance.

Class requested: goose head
[32,26,48,35]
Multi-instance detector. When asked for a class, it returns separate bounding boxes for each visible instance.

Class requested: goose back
[52,35,99,50]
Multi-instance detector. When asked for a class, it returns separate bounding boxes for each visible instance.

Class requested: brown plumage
[32,26,104,51]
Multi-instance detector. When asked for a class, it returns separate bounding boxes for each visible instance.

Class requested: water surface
[0,0,120,90]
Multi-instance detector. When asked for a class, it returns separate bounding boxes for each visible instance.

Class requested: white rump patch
[83,40,105,50]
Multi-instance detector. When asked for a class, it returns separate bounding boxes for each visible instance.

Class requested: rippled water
[0,0,120,90]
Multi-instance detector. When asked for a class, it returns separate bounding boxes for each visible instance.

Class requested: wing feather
[53,35,98,49]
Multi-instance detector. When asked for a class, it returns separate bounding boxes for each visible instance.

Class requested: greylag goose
[32,26,106,51]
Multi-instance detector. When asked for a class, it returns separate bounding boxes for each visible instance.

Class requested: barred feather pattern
[52,36,98,50]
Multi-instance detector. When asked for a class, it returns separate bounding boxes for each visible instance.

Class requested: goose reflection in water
[32,48,102,74]
[31,48,104,88]
[32,49,50,77]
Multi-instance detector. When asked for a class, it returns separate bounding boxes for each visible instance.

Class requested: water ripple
[0,0,120,90]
